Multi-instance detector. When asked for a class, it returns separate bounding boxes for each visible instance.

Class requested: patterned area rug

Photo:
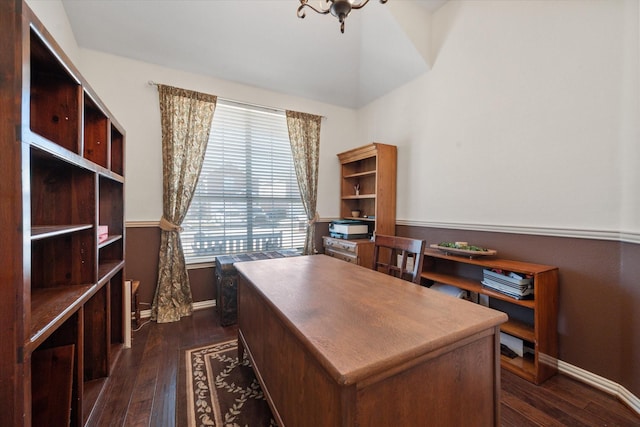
[180,339,277,427]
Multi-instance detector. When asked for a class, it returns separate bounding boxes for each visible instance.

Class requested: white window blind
[182,100,306,262]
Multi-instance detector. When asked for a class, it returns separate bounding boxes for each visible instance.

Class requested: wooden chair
[372,234,426,284]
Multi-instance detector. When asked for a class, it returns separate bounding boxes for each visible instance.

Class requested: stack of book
[482,269,533,299]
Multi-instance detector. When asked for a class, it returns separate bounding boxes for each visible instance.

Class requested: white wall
[619,0,640,236]
[26,0,80,64]
[359,0,640,238]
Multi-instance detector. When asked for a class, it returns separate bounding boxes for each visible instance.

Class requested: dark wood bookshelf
[0,2,126,424]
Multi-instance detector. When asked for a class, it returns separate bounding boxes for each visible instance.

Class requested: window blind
[182,100,306,262]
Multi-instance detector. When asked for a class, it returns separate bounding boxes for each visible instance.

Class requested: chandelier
[297,0,389,34]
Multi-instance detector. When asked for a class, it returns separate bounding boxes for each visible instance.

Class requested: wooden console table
[236,255,507,426]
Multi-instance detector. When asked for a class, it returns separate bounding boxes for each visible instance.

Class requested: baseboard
[139,299,217,319]
[558,359,640,415]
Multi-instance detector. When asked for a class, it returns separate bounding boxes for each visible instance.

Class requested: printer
[329,219,370,239]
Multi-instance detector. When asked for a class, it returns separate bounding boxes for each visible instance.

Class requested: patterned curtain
[285,110,321,255]
[151,85,217,323]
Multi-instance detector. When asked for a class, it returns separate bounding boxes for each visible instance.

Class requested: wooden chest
[214,250,299,326]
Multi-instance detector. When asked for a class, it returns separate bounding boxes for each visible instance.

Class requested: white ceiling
[61,0,447,108]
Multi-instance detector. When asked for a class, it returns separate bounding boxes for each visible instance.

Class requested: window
[182,100,306,262]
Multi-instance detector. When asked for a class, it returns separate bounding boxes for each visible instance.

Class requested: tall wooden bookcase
[336,142,397,237]
[323,143,397,267]
[0,2,126,425]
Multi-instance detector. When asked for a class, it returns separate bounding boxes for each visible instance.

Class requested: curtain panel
[285,110,322,255]
[152,84,217,323]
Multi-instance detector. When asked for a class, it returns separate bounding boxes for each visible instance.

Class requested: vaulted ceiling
[62,0,447,108]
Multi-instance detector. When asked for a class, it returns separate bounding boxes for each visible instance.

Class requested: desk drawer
[325,247,358,264]
[322,236,374,268]
[323,236,357,253]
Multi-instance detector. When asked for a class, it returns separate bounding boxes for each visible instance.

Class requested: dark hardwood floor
[91,308,640,426]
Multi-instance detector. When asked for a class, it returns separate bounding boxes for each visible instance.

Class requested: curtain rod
[147,80,326,120]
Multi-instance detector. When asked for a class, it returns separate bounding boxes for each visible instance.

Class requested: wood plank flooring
[90,308,640,426]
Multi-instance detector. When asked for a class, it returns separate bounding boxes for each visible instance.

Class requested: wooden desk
[236,255,507,427]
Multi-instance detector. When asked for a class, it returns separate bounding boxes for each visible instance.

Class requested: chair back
[372,234,426,284]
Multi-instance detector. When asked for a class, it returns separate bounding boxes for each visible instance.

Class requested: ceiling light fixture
[297,0,388,34]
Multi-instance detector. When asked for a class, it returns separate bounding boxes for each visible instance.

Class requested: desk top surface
[235,254,507,385]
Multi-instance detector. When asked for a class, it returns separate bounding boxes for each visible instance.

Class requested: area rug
[179,339,277,427]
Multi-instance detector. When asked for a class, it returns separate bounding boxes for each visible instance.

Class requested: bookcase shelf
[28,284,95,351]
[0,2,126,425]
[501,353,537,381]
[341,194,377,200]
[420,270,537,309]
[31,224,93,240]
[98,260,126,284]
[343,170,376,179]
[98,234,123,248]
[501,318,536,343]
[421,248,558,384]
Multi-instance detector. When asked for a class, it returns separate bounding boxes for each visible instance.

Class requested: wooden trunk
[214,250,299,326]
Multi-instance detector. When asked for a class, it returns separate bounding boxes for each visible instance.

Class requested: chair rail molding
[126,219,640,244]
[397,220,640,245]
[126,220,160,227]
